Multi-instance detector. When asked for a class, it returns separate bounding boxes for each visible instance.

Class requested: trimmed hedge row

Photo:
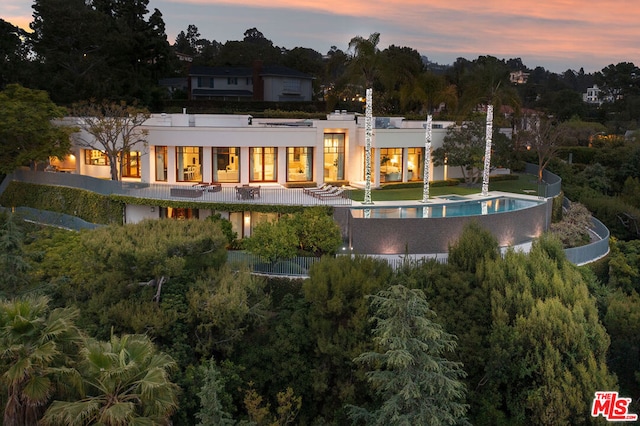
[0,181,124,225]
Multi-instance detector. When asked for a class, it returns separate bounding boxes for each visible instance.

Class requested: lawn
[348,173,543,202]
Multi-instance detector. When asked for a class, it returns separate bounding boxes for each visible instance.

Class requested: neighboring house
[188,62,314,101]
[510,70,530,85]
[583,84,619,105]
[158,77,189,96]
[583,85,602,104]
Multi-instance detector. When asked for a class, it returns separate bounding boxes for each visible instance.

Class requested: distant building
[583,85,602,104]
[509,70,530,85]
[188,61,314,101]
[175,52,193,63]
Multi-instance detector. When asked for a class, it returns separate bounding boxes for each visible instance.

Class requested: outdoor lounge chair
[303,184,332,195]
[314,187,345,199]
[311,186,342,198]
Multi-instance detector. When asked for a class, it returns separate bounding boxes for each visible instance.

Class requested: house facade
[59,111,459,188]
[188,62,314,101]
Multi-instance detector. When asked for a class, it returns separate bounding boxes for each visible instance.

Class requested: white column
[363,88,373,205]
[421,115,432,203]
[481,105,493,197]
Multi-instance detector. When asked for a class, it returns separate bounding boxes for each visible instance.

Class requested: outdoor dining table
[236,185,259,199]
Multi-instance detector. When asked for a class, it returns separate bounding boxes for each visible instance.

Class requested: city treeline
[1,1,640,132]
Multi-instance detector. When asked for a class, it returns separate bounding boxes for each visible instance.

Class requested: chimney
[252,60,264,101]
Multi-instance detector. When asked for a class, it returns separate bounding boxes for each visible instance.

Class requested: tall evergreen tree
[31,0,172,104]
[347,284,469,425]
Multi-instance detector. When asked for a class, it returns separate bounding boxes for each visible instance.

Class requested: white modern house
[55,111,459,189]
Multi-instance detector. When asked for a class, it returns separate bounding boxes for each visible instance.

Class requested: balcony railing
[3,170,353,207]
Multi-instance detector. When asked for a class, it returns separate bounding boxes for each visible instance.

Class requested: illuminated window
[176,146,202,182]
[84,149,108,166]
[250,147,277,182]
[213,147,240,183]
[287,147,313,182]
[380,148,403,183]
[121,151,141,178]
[323,133,345,181]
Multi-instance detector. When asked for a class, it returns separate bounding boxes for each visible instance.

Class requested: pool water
[351,197,541,219]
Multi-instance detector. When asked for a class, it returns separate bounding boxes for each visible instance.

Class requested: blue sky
[2,0,639,73]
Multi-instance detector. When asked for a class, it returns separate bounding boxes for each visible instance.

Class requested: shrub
[550,202,592,247]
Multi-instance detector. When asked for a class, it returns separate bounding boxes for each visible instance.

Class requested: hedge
[0,181,123,225]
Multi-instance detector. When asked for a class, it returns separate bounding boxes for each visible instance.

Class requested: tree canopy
[71,100,150,180]
[0,84,74,174]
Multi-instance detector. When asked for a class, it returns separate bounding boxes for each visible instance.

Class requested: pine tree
[196,358,235,426]
[348,284,469,426]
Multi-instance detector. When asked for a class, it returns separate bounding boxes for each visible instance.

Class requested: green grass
[348,174,542,202]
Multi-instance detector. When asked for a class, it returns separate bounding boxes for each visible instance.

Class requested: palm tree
[399,71,459,115]
[346,32,381,89]
[0,296,83,426]
[42,333,179,426]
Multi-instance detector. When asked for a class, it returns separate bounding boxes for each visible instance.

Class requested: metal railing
[2,170,352,207]
[227,251,321,277]
[0,206,102,231]
[524,163,562,198]
[563,216,610,266]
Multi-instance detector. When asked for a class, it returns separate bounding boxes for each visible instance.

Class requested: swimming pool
[350,196,542,219]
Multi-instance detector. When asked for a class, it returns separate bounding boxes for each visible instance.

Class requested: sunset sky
[2,0,638,73]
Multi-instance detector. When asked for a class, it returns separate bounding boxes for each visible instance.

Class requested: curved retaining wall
[340,199,552,255]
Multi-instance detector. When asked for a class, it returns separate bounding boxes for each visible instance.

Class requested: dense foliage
[0,84,75,174]
[0,213,631,425]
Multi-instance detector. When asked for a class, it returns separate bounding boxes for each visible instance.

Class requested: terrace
[2,170,352,207]
[0,166,610,271]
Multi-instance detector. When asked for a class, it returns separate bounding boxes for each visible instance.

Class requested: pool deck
[335,191,552,255]
[349,191,545,207]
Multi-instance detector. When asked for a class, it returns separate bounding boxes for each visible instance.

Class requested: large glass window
[121,150,141,178]
[161,207,198,220]
[85,149,108,166]
[155,146,167,182]
[407,147,424,182]
[212,147,240,183]
[287,147,313,182]
[324,133,345,181]
[380,148,403,183]
[250,147,277,182]
[229,212,244,238]
[250,211,278,234]
[176,146,202,182]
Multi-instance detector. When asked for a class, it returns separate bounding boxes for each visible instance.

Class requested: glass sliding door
[250,147,277,182]
[323,133,345,181]
[380,147,403,182]
[212,147,240,183]
[176,146,202,182]
[287,147,313,182]
[155,146,167,181]
[407,147,424,181]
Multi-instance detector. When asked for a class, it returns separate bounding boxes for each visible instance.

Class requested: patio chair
[315,188,345,199]
[206,183,222,192]
[304,184,332,195]
[311,186,341,198]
